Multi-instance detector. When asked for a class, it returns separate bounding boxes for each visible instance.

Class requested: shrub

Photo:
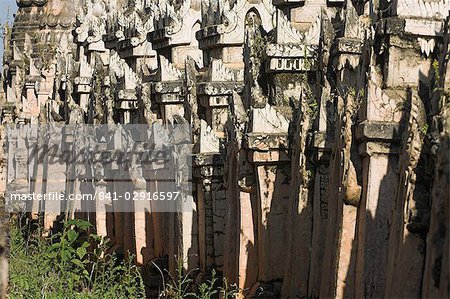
[158,257,239,299]
[9,218,145,299]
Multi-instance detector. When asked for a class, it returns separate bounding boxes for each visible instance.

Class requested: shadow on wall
[343,68,433,298]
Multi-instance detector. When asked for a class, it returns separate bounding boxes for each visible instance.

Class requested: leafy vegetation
[157,256,239,299]
[31,33,58,71]
[9,218,145,299]
[1,21,12,62]
[10,218,239,298]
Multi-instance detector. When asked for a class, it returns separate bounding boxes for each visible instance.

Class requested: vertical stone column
[281,101,312,298]
[422,110,450,298]
[195,61,242,276]
[319,94,360,298]
[24,80,39,118]
[248,140,291,283]
[194,158,214,273]
[0,201,6,298]
[74,77,91,115]
[130,131,152,265]
[354,118,402,298]
[44,125,68,230]
[132,177,149,265]
[383,90,430,298]
[309,137,332,297]
[237,190,258,294]
[109,169,125,253]
[106,129,125,254]
[147,168,165,259]
[318,6,366,294]
[93,141,109,238]
[222,94,258,294]
[117,90,138,124]
[421,18,450,296]
[194,153,226,274]
[0,126,8,299]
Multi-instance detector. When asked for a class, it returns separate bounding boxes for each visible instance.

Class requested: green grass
[159,257,239,299]
[9,218,145,299]
[9,217,239,298]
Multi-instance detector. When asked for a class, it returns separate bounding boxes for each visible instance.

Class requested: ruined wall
[1,0,449,298]
[0,125,6,299]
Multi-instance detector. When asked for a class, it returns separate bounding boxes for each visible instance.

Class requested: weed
[421,123,429,136]
[10,218,238,298]
[198,269,218,299]
[158,256,240,298]
[252,34,268,59]
[9,218,145,299]
[161,256,196,298]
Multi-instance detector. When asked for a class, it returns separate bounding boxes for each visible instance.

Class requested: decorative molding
[109,53,140,86]
[200,119,220,153]
[56,34,71,57]
[197,0,276,48]
[304,14,321,45]
[42,0,80,28]
[76,0,107,44]
[252,104,289,134]
[276,10,304,44]
[397,0,450,19]
[17,0,47,7]
[417,37,435,57]
[159,56,182,81]
[209,59,243,81]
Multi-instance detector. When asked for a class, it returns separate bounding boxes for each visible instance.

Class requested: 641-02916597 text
[97,191,181,201]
